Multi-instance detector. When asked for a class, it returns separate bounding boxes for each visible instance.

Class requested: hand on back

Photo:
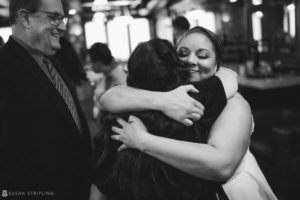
[160,85,205,126]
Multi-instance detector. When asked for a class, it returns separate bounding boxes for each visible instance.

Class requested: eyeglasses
[35,10,68,26]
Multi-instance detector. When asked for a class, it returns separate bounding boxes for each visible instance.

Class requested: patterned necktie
[43,58,82,133]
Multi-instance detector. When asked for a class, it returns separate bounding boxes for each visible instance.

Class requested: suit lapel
[5,37,82,137]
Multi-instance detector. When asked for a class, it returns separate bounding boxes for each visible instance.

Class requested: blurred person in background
[87,42,127,119]
[55,37,87,86]
[0,0,92,199]
[172,16,190,46]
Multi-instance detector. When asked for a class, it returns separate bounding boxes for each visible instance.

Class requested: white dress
[222,121,278,200]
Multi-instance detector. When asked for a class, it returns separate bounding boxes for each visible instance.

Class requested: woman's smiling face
[176,32,218,82]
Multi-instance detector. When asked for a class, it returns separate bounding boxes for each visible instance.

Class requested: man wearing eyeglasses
[0,0,92,199]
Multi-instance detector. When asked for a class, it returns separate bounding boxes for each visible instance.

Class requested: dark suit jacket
[0,37,92,200]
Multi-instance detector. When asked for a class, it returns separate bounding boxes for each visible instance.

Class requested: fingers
[112,126,123,134]
[189,105,204,116]
[186,102,204,119]
[181,85,205,111]
[116,117,128,127]
[182,118,193,126]
[182,112,202,126]
[183,85,205,112]
[111,134,121,141]
[193,100,205,111]
[128,115,138,123]
[118,144,128,151]
[183,85,199,93]
[111,135,128,151]
[188,113,202,121]
[129,115,146,130]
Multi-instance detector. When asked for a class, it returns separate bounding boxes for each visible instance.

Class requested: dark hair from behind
[88,42,113,65]
[172,16,190,32]
[95,110,210,200]
[93,38,219,200]
[9,0,41,25]
[126,38,190,92]
[177,26,223,70]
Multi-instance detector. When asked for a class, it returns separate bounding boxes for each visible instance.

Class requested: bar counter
[238,74,300,110]
[238,75,300,90]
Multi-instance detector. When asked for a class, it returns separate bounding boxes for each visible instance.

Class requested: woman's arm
[112,94,251,182]
[100,69,237,126]
[100,84,205,126]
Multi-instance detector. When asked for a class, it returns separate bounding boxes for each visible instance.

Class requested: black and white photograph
[0,0,299,199]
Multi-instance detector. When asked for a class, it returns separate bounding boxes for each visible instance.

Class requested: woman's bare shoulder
[227,93,251,113]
